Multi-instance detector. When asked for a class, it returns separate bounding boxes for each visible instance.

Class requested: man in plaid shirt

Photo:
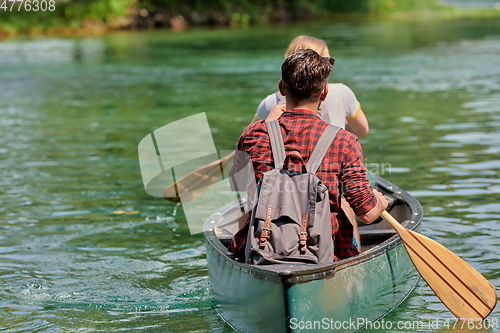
[229,49,388,262]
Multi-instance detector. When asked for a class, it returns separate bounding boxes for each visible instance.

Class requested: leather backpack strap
[299,213,308,252]
[306,125,341,174]
[266,120,286,169]
[259,207,273,248]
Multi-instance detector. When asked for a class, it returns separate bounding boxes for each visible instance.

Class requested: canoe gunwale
[204,175,423,284]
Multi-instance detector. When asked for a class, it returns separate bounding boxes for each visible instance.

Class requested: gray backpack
[245,121,339,265]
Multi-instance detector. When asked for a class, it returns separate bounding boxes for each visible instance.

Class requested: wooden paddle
[381,210,497,319]
[163,150,235,202]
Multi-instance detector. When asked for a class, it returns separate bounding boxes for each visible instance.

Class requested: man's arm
[340,134,387,223]
[357,189,388,224]
[228,125,255,192]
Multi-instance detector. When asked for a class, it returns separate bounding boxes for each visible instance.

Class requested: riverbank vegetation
[1,0,500,38]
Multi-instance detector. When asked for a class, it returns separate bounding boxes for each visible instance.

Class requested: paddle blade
[400,228,497,319]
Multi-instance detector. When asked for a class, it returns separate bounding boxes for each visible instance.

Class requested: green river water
[0,13,499,333]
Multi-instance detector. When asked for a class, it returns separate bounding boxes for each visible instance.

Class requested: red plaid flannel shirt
[229,109,377,261]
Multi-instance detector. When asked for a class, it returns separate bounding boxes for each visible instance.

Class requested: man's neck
[286,100,321,113]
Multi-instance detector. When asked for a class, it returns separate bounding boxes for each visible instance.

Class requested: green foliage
[0,0,133,35]
[0,7,62,34]
[368,0,444,13]
[62,0,133,22]
[1,0,499,37]
[319,0,444,14]
[134,0,449,26]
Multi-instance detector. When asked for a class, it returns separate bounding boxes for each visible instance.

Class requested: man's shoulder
[314,125,358,152]
[239,120,267,140]
[335,127,358,143]
[246,119,266,131]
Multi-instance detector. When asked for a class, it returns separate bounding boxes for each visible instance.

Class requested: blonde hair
[285,35,329,58]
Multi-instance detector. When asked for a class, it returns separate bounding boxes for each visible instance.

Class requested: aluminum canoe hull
[204,176,423,332]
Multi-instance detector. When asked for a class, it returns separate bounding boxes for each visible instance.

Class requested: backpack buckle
[260,207,273,247]
[259,228,271,247]
[299,213,308,252]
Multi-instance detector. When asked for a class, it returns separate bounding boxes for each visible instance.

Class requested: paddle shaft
[381,210,408,234]
[163,150,235,202]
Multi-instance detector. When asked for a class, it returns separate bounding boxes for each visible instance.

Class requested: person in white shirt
[254,35,369,138]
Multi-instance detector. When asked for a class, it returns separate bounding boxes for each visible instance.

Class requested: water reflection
[0,38,104,64]
[347,39,500,93]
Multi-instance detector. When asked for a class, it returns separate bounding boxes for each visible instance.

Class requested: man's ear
[278,79,286,96]
[319,84,329,101]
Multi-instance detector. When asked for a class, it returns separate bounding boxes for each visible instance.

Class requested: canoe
[203,175,423,333]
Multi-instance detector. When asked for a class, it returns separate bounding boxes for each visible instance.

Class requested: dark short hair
[281,49,332,104]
